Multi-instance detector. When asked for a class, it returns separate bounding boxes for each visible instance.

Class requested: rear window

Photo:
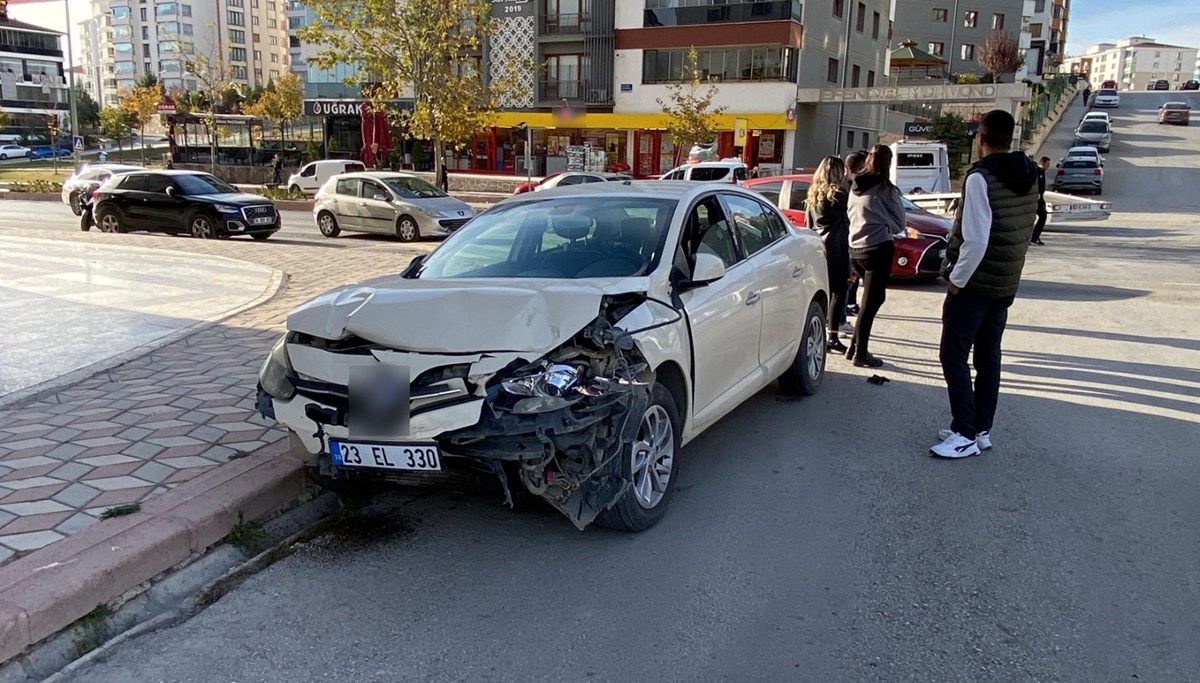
[691,167,731,182]
[119,174,146,190]
[1063,160,1097,169]
[788,181,812,209]
[1163,103,1187,110]
[748,180,783,205]
[897,152,936,167]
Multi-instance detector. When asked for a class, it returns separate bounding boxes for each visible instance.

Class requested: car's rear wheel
[779,299,827,396]
[317,211,341,237]
[0,154,7,160]
[597,383,680,532]
[396,215,420,242]
[69,191,83,216]
[289,184,302,196]
[95,206,124,233]
[188,212,218,239]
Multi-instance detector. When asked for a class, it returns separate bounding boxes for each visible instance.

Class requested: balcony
[539,80,612,104]
[644,0,800,28]
[540,13,590,35]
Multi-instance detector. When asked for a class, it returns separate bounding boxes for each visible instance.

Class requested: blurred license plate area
[330,440,441,471]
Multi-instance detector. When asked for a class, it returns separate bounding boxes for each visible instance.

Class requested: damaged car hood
[287,276,652,354]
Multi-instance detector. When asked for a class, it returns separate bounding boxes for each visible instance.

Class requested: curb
[0,239,287,412]
[0,193,60,202]
[0,440,306,666]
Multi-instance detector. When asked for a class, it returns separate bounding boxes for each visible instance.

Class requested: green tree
[930,112,972,180]
[657,47,727,166]
[100,105,135,155]
[299,0,526,180]
[135,72,161,90]
[121,85,160,165]
[0,110,9,131]
[182,37,236,173]
[73,84,102,131]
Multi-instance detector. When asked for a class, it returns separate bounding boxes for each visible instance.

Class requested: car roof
[743,174,813,186]
[1163,101,1187,107]
[337,171,424,180]
[501,179,764,205]
[1066,146,1100,154]
[680,161,746,168]
[124,169,213,176]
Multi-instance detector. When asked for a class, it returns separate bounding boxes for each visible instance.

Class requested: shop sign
[733,118,748,147]
[490,0,532,18]
[904,121,979,138]
[620,83,633,93]
[157,100,177,114]
[819,84,998,103]
[759,134,775,158]
[304,99,414,117]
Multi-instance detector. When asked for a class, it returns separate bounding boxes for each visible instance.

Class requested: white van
[287,159,367,196]
[659,160,748,184]
[888,141,951,194]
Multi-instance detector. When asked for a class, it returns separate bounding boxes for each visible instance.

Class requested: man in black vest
[932,110,1040,459]
[1031,156,1050,245]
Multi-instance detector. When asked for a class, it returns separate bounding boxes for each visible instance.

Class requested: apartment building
[0,10,69,135]
[79,0,290,106]
[286,0,359,99]
[1062,37,1198,90]
[1023,0,1068,79]
[890,0,1031,80]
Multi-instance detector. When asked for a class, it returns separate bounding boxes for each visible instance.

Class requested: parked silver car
[1073,119,1112,153]
[313,172,475,241]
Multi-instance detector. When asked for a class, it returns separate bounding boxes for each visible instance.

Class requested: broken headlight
[501,364,587,414]
[259,336,296,400]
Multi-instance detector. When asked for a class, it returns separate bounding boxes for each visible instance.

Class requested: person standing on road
[805,156,851,353]
[931,109,1040,459]
[1082,86,1091,108]
[845,145,906,368]
[841,150,869,323]
[1031,156,1050,245]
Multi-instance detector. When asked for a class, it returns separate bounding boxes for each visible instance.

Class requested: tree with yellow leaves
[121,85,160,166]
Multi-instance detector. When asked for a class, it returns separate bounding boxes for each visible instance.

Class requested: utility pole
[834,0,855,156]
[64,0,81,169]
[947,0,962,83]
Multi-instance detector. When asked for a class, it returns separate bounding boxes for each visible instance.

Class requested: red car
[743,174,951,279]
[1101,79,1118,90]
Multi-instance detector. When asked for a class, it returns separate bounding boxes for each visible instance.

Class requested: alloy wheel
[99,213,120,233]
[807,314,826,382]
[630,404,674,510]
[191,216,215,239]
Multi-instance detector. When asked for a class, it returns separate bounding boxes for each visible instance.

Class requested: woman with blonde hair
[805,156,851,353]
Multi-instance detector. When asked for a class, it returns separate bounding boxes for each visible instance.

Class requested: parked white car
[258,182,829,531]
[287,159,367,196]
[1082,112,1111,126]
[659,160,748,184]
[0,144,31,160]
[1093,88,1120,108]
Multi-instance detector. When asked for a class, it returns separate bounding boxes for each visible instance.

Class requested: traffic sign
[73,136,84,151]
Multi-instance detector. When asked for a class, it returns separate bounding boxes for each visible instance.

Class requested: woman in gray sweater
[844,144,906,367]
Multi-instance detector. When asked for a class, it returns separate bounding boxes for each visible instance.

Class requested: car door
[296,163,319,193]
[719,192,804,369]
[114,173,150,226]
[358,179,396,234]
[675,194,763,426]
[140,174,184,231]
[332,177,363,230]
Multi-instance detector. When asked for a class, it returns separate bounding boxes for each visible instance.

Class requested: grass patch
[0,167,71,183]
[225,512,271,555]
[71,603,113,659]
[99,503,141,519]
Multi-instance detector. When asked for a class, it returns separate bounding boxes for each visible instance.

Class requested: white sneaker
[937,429,992,450]
[930,433,982,459]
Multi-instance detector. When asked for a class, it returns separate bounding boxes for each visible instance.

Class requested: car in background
[1093,88,1120,108]
[743,174,951,279]
[1158,102,1191,125]
[0,144,31,160]
[257,182,829,532]
[1073,119,1112,152]
[61,163,143,215]
[527,171,633,192]
[1101,79,1118,90]
[1052,158,1103,195]
[659,160,748,184]
[287,159,367,196]
[1082,112,1111,126]
[1181,80,1200,91]
[92,170,280,239]
[29,146,72,160]
[313,171,475,241]
[1061,146,1104,167]
[1148,80,1170,91]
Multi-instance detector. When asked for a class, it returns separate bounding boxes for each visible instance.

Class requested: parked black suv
[1181,80,1200,91]
[92,170,280,239]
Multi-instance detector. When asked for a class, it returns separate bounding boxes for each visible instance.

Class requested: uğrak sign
[304,99,414,117]
[814,84,1001,103]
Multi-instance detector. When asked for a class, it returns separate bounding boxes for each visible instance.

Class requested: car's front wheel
[396,215,420,242]
[597,383,681,532]
[317,211,341,237]
[289,184,303,196]
[188,212,219,239]
[69,192,83,216]
[0,154,7,160]
[779,299,827,396]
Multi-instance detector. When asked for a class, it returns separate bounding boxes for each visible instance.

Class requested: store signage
[819,84,999,103]
[904,121,979,138]
[620,83,633,93]
[490,0,532,18]
[733,118,748,147]
[157,100,177,114]
[304,99,414,117]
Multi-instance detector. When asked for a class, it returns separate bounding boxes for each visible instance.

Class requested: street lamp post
[64,0,81,168]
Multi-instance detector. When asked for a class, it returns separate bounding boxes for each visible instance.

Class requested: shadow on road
[1014,280,1151,302]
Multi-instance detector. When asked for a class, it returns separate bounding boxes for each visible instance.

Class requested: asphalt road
[52,92,1200,682]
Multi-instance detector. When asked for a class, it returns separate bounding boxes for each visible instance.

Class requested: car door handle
[745,291,762,306]
[792,265,804,278]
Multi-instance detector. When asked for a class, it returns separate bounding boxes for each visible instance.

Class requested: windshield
[382,176,446,199]
[900,196,922,211]
[174,174,238,195]
[416,196,677,280]
[1079,122,1108,133]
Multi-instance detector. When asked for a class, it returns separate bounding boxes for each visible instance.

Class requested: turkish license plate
[252,216,274,225]
[329,440,441,471]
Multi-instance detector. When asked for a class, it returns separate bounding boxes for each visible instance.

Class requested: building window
[142,43,151,57]
[827,57,839,83]
[962,44,976,60]
[268,18,277,28]
[872,11,880,39]
[1030,23,1042,38]
[932,7,947,22]
[964,10,977,28]
[252,15,260,25]
[254,68,263,80]
[181,4,191,17]
[929,41,944,56]
[856,2,865,32]
[233,65,247,80]
[183,23,193,35]
[228,0,243,6]
[271,53,278,63]
[851,64,860,87]
[112,6,130,18]
[227,10,244,26]
[229,28,246,43]
[833,0,843,19]
[1034,0,1045,11]
[230,47,247,62]
[643,46,798,83]
[992,13,1004,30]
[141,26,149,39]
[269,35,278,45]
[140,8,148,20]
[867,69,875,87]
[846,130,855,149]
[253,49,262,61]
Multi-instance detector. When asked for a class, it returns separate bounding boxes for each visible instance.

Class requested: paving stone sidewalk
[0,229,423,562]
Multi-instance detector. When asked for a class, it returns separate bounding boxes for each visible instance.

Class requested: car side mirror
[165,186,176,197]
[373,193,389,202]
[688,252,727,288]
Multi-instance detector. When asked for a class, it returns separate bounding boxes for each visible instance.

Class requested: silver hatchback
[313,172,475,241]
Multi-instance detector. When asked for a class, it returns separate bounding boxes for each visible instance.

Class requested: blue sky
[1066,0,1200,54]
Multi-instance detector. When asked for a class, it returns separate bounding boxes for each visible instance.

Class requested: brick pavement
[0,229,424,562]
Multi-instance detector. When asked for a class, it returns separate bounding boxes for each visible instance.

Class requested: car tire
[779,299,827,397]
[289,184,302,196]
[0,154,7,160]
[396,215,420,242]
[68,191,82,216]
[596,383,681,532]
[95,206,124,233]
[188,211,219,239]
[317,211,341,237]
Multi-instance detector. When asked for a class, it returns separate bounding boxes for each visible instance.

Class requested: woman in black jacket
[805,156,851,353]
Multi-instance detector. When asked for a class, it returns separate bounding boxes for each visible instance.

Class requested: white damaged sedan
[257,182,829,531]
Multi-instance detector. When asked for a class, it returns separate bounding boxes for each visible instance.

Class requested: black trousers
[823,235,850,336]
[939,289,1016,440]
[1032,198,1047,242]
[848,241,894,359]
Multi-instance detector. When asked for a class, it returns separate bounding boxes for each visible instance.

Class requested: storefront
[303,98,414,164]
